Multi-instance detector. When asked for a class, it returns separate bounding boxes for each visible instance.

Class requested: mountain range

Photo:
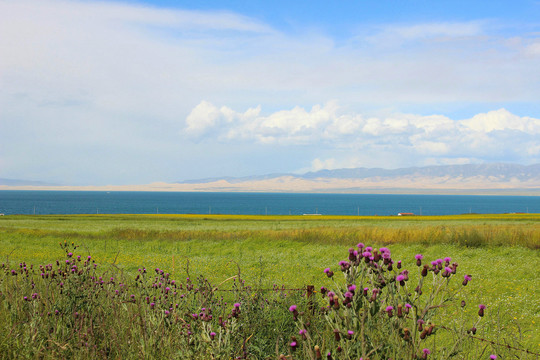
[2,163,540,194]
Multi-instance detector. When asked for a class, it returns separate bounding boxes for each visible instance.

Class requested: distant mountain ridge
[2,163,539,194]
[0,178,57,186]
[179,163,540,184]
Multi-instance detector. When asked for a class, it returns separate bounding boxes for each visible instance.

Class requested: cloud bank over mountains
[185,102,540,171]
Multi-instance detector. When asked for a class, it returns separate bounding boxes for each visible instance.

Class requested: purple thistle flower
[444,257,451,262]
[348,284,356,292]
[423,348,431,359]
[357,242,364,249]
[365,246,372,252]
[490,355,497,360]
[396,275,405,282]
[415,254,423,260]
[289,305,297,312]
[478,304,486,317]
[324,268,331,274]
[347,330,354,335]
[234,303,240,308]
[290,341,297,349]
[299,329,307,335]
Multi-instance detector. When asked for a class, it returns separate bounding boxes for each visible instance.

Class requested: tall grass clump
[0,240,536,359]
[0,242,305,359]
[282,245,515,360]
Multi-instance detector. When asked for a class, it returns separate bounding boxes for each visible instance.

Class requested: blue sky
[0,0,539,185]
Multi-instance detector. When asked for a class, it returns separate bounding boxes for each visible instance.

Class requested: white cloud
[184,102,540,168]
[367,22,484,43]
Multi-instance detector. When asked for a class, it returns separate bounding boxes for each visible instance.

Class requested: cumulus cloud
[184,102,540,170]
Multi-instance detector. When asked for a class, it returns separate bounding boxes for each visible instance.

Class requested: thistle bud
[315,345,322,360]
[478,304,486,317]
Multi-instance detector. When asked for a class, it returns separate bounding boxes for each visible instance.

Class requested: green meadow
[0,213,539,357]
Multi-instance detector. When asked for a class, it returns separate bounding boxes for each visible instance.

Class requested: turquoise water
[0,191,538,216]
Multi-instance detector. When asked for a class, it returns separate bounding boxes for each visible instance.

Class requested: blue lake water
[0,191,538,216]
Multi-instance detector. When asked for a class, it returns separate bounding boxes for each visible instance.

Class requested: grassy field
[0,213,539,357]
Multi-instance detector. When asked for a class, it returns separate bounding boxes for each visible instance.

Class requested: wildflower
[463,274,472,286]
[324,268,334,278]
[339,260,350,272]
[333,295,340,310]
[289,304,299,319]
[357,242,364,249]
[397,304,403,317]
[67,252,73,257]
[415,254,423,266]
[164,310,170,316]
[210,331,216,340]
[320,286,328,295]
[403,327,411,341]
[461,300,466,307]
[347,330,354,339]
[478,304,486,317]
[290,341,297,350]
[348,284,356,293]
[363,287,369,296]
[490,355,497,360]
[299,329,307,340]
[385,306,394,317]
[405,303,412,314]
[421,265,428,277]
[418,319,425,331]
[150,302,155,309]
[314,345,322,360]
[422,348,431,359]
[397,260,402,269]
[333,329,340,341]
[327,351,333,360]
[370,289,379,302]
[442,266,452,277]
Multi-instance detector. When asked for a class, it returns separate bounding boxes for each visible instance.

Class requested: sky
[1,0,539,185]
